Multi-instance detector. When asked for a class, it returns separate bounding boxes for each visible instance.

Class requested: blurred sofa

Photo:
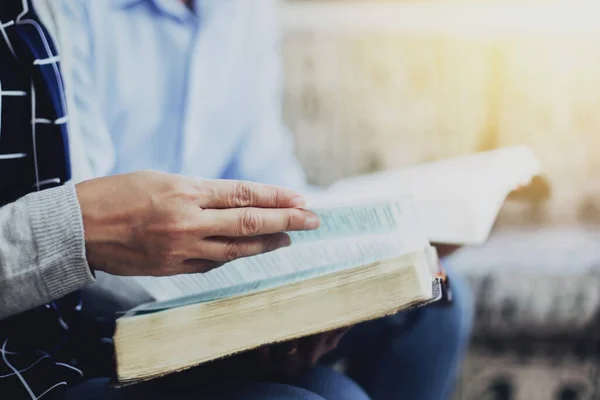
[450,228,600,400]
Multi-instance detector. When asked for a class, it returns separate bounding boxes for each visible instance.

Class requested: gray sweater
[0,185,94,319]
[0,1,100,321]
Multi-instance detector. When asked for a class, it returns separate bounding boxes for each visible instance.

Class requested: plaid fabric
[0,1,100,398]
[0,1,71,204]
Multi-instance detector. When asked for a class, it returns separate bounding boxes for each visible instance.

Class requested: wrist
[75,177,133,271]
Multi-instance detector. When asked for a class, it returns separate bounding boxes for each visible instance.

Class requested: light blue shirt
[61,0,309,191]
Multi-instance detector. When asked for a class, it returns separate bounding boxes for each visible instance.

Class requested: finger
[271,340,301,377]
[196,179,307,209]
[324,327,351,351]
[202,207,320,237]
[274,340,299,356]
[299,335,325,367]
[196,233,291,262]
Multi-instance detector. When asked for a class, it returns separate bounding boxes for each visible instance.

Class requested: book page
[290,199,407,242]
[133,198,428,308]
[327,146,542,244]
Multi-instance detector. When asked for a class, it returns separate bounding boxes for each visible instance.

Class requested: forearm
[0,185,94,319]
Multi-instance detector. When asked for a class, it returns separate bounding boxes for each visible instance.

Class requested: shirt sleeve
[221,1,312,193]
[0,185,94,320]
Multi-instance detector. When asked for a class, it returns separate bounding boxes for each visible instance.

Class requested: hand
[76,171,319,276]
[256,327,351,378]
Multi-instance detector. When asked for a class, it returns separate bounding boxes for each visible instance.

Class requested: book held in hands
[113,146,542,384]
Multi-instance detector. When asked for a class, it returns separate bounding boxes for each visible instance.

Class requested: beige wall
[281,4,600,226]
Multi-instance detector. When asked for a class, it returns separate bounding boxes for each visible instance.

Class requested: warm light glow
[281,2,600,37]
[282,1,600,223]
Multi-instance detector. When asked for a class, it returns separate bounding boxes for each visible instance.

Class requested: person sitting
[58,0,475,399]
[0,2,322,399]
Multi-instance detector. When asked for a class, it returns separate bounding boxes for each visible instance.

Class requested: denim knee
[226,382,327,400]
[292,365,371,400]
[445,263,475,349]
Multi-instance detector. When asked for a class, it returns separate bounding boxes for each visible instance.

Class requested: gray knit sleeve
[0,184,94,319]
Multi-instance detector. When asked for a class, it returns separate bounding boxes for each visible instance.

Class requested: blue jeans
[319,263,474,400]
[67,264,472,399]
[65,367,369,400]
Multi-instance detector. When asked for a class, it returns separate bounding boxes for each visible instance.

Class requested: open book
[113,146,541,384]
[321,145,542,244]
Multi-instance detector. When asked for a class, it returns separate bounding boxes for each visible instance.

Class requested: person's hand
[256,327,351,378]
[75,171,319,276]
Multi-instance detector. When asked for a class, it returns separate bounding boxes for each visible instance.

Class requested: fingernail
[304,214,320,229]
[286,347,298,355]
[289,195,306,208]
[278,341,298,354]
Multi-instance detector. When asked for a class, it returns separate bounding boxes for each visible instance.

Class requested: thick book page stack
[113,146,541,384]
[115,197,441,384]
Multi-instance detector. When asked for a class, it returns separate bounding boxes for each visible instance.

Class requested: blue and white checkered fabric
[0,1,111,398]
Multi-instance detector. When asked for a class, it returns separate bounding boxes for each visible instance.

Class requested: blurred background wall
[279,0,600,228]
